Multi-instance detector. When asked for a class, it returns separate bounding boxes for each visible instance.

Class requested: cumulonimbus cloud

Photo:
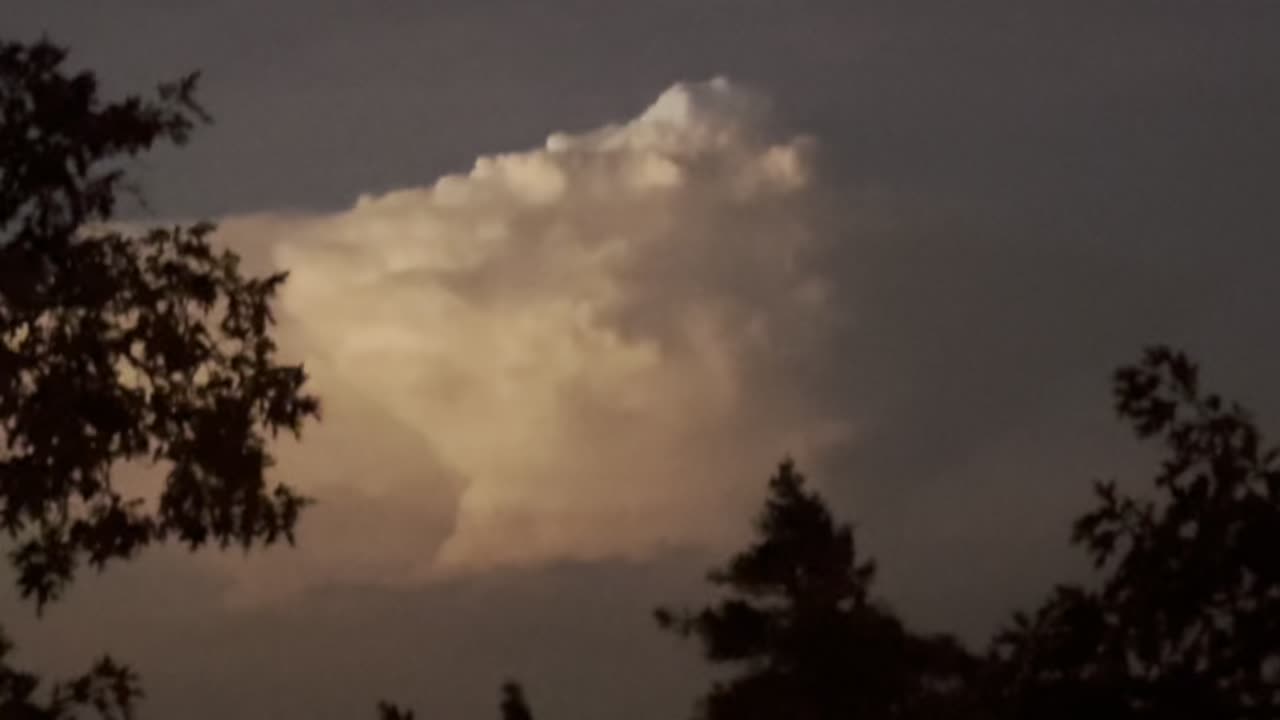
[209,78,852,599]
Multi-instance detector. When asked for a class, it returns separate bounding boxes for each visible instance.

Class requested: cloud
[208,78,851,598]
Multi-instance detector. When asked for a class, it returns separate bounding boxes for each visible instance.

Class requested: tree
[988,346,1280,718]
[0,36,319,610]
[500,681,535,720]
[0,36,318,717]
[657,460,978,720]
[374,680,535,720]
[0,627,142,720]
[376,701,415,720]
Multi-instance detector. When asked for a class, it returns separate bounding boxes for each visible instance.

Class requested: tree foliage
[0,628,140,720]
[658,459,978,720]
[988,346,1280,718]
[0,37,318,609]
[375,681,534,720]
[0,35,318,718]
[376,701,416,720]
[500,682,535,720]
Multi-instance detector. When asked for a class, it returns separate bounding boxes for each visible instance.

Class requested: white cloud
[210,78,851,598]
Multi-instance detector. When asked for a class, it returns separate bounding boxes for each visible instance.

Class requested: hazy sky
[4,3,1280,719]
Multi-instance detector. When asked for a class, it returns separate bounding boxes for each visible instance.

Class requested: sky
[4,2,1280,719]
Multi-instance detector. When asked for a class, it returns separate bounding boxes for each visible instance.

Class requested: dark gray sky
[4,2,1280,719]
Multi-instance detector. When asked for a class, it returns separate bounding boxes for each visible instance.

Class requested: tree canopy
[661,346,1280,719]
[0,37,318,609]
[0,35,318,718]
[657,459,978,720]
[500,682,535,720]
[987,346,1280,718]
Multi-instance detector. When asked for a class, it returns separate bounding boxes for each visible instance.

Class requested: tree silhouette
[658,459,978,720]
[988,346,1280,718]
[376,700,415,720]
[0,36,318,717]
[0,628,139,720]
[0,36,319,610]
[373,680,535,720]
[500,681,535,720]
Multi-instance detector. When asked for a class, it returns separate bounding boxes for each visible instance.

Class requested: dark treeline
[2,36,1277,720]
[652,345,1280,719]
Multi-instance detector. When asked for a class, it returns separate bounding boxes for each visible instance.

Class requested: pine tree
[658,460,977,720]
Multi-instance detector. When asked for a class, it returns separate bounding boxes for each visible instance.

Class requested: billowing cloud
[210,78,851,598]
